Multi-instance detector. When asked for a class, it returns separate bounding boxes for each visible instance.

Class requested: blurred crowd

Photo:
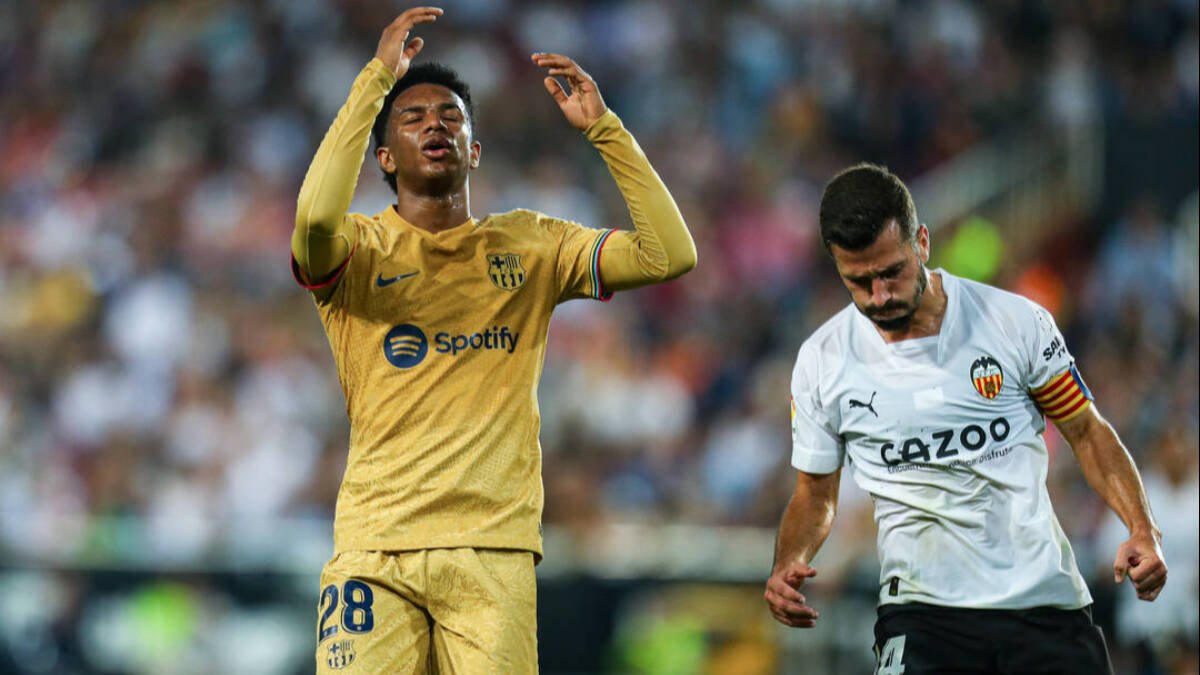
[0,0,1197,673]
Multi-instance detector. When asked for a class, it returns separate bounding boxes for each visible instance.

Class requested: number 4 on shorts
[876,635,906,675]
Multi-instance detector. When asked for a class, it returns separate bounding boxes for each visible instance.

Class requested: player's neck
[875,270,947,344]
[394,185,472,234]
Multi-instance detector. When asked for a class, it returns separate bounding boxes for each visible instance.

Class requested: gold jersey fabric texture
[310,205,609,558]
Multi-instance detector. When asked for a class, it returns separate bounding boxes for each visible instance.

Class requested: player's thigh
[874,605,995,675]
[315,551,432,674]
[428,548,538,675]
[996,606,1113,675]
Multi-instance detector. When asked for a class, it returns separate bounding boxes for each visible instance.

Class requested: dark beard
[865,265,928,331]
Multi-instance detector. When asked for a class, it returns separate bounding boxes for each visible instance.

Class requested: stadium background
[0,0,1196,673]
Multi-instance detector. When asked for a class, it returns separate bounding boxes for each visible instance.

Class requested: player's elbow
[658,230,697,281]
[663,246,697,280]
[639,251,693,283]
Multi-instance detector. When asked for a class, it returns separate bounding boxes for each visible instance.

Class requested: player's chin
[409,166,468,193]
[416,158,462,174]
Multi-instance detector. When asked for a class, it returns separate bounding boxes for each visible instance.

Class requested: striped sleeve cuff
[291,247,355,291]
[588,229,615,301]
[1031,364,1094,422]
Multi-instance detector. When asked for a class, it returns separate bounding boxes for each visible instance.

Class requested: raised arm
[292,7,442,285]
[764,468,840,628]
[1055,405,1167,601]
[531,53,697,290]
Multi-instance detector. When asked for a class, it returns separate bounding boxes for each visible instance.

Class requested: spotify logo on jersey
[383,324,429,368]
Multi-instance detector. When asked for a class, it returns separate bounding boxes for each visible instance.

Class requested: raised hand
[1114,531,1167,601]
[375,7,443,79]
[764,562,821,628]
[531,53,608,131]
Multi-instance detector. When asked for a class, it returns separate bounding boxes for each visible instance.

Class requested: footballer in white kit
[765,164,1167,675]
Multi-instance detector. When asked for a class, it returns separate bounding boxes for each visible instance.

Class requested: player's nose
[422,111,448,131]
[870,278,892,304]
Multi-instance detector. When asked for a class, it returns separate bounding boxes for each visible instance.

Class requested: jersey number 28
[318,579,375,641]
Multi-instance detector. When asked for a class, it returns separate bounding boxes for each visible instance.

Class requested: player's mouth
[865,300,910,318]
[420,137,453,160]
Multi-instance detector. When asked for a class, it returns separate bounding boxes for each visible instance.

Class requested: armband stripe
[589,229,615,301]
[1043,389,1084,415]
[291,246,355,290]
[1049,396,1091,422]
[1033,365,1094,421]
[1033,371,1072,400]
[1042,385,1079,409]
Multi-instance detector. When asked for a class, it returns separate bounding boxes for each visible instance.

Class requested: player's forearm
[1068,411,1159,538]
[293,58,395,278]
[773,474,838,572]
[586,111,696,289]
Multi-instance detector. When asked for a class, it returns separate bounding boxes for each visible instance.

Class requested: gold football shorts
[314,548,538,674]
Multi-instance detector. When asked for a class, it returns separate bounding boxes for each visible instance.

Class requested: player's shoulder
[353,210,394,250]
[793,305,859,377]
[482,208,558,229]
[949,272,1051,332]
[801,305,859,352]
[481,208,596,248]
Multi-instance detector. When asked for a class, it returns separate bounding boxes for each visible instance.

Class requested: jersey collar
[379,205,477,243]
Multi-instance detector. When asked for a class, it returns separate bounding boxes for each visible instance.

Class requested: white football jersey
[790,270,1095,609]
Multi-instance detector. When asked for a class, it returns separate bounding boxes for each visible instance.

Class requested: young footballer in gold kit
[291,7,696,672]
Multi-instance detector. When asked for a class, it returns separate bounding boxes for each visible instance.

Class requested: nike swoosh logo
[375,271,419,287]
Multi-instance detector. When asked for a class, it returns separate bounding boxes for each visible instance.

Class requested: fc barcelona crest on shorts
[970,356,1004,400]
[327,639,355,669]
[488,253,526,290]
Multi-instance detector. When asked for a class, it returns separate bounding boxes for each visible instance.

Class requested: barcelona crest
[327,639,356,670]
[970,356,1004,400]
[487,253,526,290]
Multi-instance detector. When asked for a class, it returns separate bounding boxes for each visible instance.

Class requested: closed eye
[846,263,905,287]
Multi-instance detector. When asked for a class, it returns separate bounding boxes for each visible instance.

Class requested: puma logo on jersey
[376,271,419,287]
[848,391,878,417]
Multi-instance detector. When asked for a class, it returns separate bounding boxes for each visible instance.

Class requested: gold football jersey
[299,206,613,557]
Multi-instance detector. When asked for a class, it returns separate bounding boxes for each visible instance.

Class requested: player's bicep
[555,221,614,302]
[1050,401,1102,447]
[1020,301,1075,387]
[794,468,842,510]
[595,229,676,291]
[790,381,844,474]
[292,214,357,283]
[291,215,370,304]
[1030,363,1094,424]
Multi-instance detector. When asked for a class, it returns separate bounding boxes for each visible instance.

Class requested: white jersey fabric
[790,270,1093,610]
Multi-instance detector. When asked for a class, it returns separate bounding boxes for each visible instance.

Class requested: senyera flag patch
[1031,364,1093,422]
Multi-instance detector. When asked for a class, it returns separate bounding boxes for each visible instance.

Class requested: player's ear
[376,145,396,174]
[916,223,930,263]
[469,140,481,170]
